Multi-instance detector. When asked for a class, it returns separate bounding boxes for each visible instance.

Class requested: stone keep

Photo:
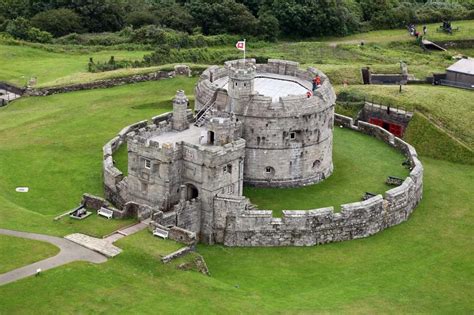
[195,59,337,187]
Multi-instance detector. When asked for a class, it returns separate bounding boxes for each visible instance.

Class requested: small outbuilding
[445,58,474,88]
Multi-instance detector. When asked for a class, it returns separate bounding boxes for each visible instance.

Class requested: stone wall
[102,111,189,210]
[25,71,173,96]
[149,221,197,246]
[221,114,423,246]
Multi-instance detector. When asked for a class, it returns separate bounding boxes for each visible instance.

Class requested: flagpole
[243,39,246,64]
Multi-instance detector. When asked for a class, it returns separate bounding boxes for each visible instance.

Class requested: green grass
[0,158,472,313]
[0,235,59,274]
[404,113,473,165]
[0,44,149,87]
[0,78,196,236]
[326,20,474,44]
[2,20,473,88]
[244,127,409,215]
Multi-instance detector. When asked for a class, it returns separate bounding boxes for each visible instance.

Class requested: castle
[102,59,423,246]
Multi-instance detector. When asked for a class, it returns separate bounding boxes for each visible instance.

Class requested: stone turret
[226,60,256,103]
[172,90,189,131]
[206,116,241,146]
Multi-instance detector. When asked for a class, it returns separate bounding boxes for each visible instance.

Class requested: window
[290,132,296,139]
[223,164,232,174]
[144,159,151,169]
[265,167,272,173]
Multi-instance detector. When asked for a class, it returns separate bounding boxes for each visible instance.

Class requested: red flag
[236,41,245,51]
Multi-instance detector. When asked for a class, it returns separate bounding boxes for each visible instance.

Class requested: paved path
[0,228,107,286]
[65,220,150,258]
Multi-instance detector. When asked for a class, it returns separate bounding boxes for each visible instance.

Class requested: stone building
[195,59,336,187]
[103,59,423,246]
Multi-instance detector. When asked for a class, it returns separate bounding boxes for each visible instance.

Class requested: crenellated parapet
[219,115,423,246]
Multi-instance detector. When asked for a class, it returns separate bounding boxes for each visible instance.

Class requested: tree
[64,0,126,33]
[125,11,156,28]
[187,0,258,35]
[258,12,279,41]
[31,9,84,37]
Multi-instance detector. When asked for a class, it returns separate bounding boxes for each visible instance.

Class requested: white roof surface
[213,73,311,102]
[447,58,474,75]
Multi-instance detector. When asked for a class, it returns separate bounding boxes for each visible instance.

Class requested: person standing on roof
[312,75,321,91]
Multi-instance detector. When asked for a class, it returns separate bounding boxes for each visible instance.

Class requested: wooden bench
[153,228,169,239]
[98,207,114,219]
[386,176,404,186]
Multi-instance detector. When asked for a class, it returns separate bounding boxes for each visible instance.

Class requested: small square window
[265,167,272,173]
[290,132,296,139]
[144,159,151,169]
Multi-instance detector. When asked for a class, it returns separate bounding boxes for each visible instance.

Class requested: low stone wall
[222,113,423,246]
[81,193,129,219]
[149,222,197,246]
[24,71,174,96]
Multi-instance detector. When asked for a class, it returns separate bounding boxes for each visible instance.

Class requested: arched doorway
[186,184,199,200]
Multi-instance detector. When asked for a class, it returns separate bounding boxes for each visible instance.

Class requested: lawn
[0,78,196,236]
[0,43,149,87]
[0,158,472,313]
[0,28,473,313]
[0,235,59,274]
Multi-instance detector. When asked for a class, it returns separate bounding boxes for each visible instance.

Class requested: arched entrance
[186,184,199,200]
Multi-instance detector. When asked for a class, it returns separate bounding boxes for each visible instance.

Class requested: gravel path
[0,228,107,286]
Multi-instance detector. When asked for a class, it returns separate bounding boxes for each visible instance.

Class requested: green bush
[26,27,52,43]
[31,9,84,37]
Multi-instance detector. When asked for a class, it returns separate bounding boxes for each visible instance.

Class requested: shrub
[26,27,52,43]
[5,17,30,40]
[31,9,84,37]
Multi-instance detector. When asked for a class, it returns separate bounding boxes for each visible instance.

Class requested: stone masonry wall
[222,114,423,246]
[25,71,174,96]
[102,111,192,210]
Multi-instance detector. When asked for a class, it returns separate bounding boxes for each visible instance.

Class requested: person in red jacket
[312,75,321,91]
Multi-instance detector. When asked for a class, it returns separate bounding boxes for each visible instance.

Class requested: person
[423,25,427,35]
[312,75,321,91]
[306,91,312,98]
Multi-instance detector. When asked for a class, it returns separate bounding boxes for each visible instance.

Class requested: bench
[386,176,404,186]
[362,192,377,201]
[98,207,114,219]
[153,228,169,239]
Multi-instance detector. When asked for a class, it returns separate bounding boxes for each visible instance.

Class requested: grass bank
[0,158,472,313]
[0,235,59,274]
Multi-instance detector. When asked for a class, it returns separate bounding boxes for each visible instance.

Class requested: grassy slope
[404,113,473,164]
[0,158,472,313]
[0,78,196,236]
[0,44,149,87]
[2,20,473,89]
[0,235,59,274]
[339,85,474,149]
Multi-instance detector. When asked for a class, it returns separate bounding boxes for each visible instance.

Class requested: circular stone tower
[195,59,336,188]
